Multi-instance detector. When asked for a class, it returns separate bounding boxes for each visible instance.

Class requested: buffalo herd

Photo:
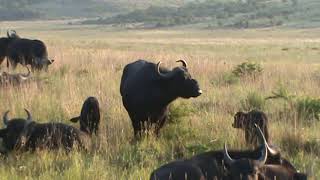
[0,30,308,179]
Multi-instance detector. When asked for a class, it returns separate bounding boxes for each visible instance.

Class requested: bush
[212,72,240,86]
[241,91,266,111]
[296,97,320,121]
[232,61,263,78]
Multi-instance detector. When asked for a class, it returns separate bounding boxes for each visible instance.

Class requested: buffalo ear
[0,129,7,138]
[70,116,80,123]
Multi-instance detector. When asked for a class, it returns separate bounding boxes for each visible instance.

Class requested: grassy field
[0,21,319,179]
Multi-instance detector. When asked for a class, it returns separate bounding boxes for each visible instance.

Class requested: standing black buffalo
[0,30,20,67]
[70,97,100,136]
[6,37,54,71]
[0,109,92,153]
[120,59,202,137]
[150,125,306,180]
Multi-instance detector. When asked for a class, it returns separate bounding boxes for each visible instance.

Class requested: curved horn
[254,124,279,156]
[156,61,173,79]
[7,30,10,38]
[223,143,235,166]
[3,111,10,126]
[24,109,32,122]
[19,66,31,81]
[176,59,187,68]
[254,124,268,167]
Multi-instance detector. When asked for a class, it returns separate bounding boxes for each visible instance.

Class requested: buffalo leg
[0,56,4,67]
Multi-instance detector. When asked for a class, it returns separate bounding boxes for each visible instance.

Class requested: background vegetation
[0,21,318,179]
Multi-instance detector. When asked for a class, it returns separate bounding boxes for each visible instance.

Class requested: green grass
[0,21,319,179]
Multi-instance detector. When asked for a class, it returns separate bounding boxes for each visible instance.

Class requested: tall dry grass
[0,21,319,179]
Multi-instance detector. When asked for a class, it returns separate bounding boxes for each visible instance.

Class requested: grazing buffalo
[150,125,306,180]
[70,97,100,135]
[0,30,20,67]
[120,59,202,137]
[233,110,269,146]
[0,109,91,153]
[0,66,31,86]
[7,36,54,71]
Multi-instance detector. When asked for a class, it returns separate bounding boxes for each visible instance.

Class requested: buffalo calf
[233,110,269,146]
[70,96,100,135]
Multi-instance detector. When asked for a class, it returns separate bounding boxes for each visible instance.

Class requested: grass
[0,21,319,179]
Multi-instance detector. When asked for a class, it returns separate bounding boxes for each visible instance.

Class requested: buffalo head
[34,58,54,71]
[0,109,33,151]
[156,60,202,98]
[232,112,247,128]
[6,30,20,39]
[223,124,267,180]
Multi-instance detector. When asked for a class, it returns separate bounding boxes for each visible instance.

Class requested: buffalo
[150,125,306,180]
[6,35,54,71]
[70,97,100,136]
[0,66,31,86]
[233,110,269,146]
[0,109,92,153]
[0,30,20,67]
[120,59,202,137]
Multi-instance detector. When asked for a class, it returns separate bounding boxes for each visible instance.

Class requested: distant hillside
[0,0,199,21]
[83,0,320,29]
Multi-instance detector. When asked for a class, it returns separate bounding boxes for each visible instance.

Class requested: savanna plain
[0,21,319,179]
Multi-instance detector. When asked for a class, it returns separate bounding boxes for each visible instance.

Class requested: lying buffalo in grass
[0,66,31,86]
[0,109,93,153]
[150,125,307,180]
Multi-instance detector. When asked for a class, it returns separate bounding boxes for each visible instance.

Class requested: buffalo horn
[156,61,173,79]
[19,66,31,80]
[254,124,279,156]
[3,111,10,126]
[24,109,32,122]
[254,124,268,166]
[176,59,187,68]
[223,143,235,166]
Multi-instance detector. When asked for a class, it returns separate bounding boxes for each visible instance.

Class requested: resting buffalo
[7,37,54,71]
[70,97,100,136]
[120,59,202,137]
[233,110,269,146]
[150,125,306,180]
[0,109,91,153]
[0,30,20,67]
[0,66,31,86]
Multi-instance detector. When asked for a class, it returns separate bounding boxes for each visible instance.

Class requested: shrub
[241,91,266,111]
[232,61,263,78]
[212,72,240,86]
[296,97,320,121]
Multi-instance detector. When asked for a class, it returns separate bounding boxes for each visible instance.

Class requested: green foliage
[296,97,320,121]
[241,91,266,111]
[232,61,263,78]
[267,85,320,122]
[211,72,240,86]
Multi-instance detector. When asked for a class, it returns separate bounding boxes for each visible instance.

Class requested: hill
[0,0,198,21]
[83,0,320,29]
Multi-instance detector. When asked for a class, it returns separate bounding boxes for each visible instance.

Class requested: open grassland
[0,21,319,179]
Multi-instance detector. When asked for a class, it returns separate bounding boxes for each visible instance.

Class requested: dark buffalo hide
[0,109,90,153]
[233,110,269,146]
[70,96,100,136]
[120,59,202,137]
